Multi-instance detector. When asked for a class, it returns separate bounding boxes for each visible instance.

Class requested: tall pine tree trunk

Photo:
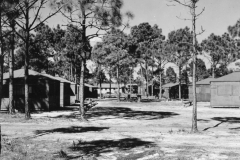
[159,70,162,99]
[79,61,85,120]
[75,64,77,100]
[99,66,102,98]
[75,67,77,83]
[25,3,30,119]
[79,7,89,120]
[99,80,102,99]
[146,62,149,96]
[9,20,15,114]
[130,71,132,95]
[130,66,133,95]
[140,64,143,95]
[75,55,77,84]
[25,37,30,118]
[152,65,154,96]
[185,71,188,85]
[117,65,120,102]
[70,62,73,81]
[191,1,198,132]
[0,12,3,111]
[0,55,3,111]
[212,65,215,78]
[178,67,181,100]
[109,72,112,96]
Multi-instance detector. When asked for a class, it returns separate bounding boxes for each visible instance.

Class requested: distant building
[211,72,240,107]
[188,78,215,102]
[97,83,125,95]
[162,83,188,100]
[148,83,160,97]
[126,84,138,94]
[84,83,98,99]
[0,69,95,111]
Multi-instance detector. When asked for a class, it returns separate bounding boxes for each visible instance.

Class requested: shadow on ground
[34,126,109,136]
[197,119,210,123]
[69,138,155,157]
[89,107,179,120]
[49,107,179,120]
[203,117,240,131]
[212,117,240,123]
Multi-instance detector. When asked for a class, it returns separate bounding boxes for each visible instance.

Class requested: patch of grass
[175,145,207,160]
[168,129,173,134]
[56,150,68,158]
[116,149,163,160]
[1,137,72,160]
[220,151,240,158]
[177,128,188,134]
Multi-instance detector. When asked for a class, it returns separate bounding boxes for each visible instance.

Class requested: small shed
[162,83,188,100]
[188,78,215,102]
[211,72,240,107]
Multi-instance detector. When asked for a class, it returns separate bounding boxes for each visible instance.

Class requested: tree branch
[30,5,63,31]
[196,26,205,36]
[29,0,46,29]
[169,0,192,8]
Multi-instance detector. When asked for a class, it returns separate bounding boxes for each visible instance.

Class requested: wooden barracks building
[0,69,97,111]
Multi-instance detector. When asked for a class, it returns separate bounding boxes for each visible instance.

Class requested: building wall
[0,77,76,111]
[85,86,98,98]
[148,85,160,97]
[1,78,52,111]
[1,98,9,110]
[189,85,211,102]
[163,84,189,99]
[211,81,240,107]
[97,88,125,95]
[49,80,60,110]
[63,83,75,106]
[70,84,77,104]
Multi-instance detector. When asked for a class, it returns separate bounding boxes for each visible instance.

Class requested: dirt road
[1,101,240,159]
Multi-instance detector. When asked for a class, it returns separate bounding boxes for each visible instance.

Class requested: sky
[44,0,240,76]
[46,0,240,44]
[121,0,240,42]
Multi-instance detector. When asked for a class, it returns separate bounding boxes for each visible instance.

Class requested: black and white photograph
[1,0,240,159]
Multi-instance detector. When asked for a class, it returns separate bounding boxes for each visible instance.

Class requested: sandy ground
[1,101,240,160]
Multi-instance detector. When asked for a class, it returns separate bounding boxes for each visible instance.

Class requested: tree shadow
[197,119,210,123]
[52,112,80,119]
[34,126,109,137]
[203,117,240,131]
[49,107,179,120]
[69,138,155,157]
[203,122,224,131]
[229,127,240,130]
[85,107,179,120]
